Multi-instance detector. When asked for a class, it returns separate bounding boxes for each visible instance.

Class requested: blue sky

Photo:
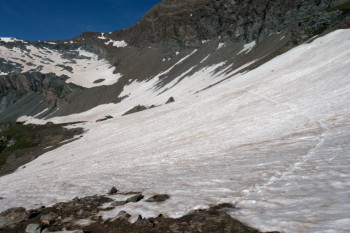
[0,0,161,42]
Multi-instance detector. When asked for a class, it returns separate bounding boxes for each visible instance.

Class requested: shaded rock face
[77,0,348,47]
[0,72,83,121]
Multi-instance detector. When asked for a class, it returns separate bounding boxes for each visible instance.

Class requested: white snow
[98,33,106,40]
[1,29,350,233]
[33,108,49,118]
[201,40,209,44]
[238,41,256,54]
[176,51,180,55]
[200,55,210,63]
[105,40,128,48]
[0,37,24,43]
[0,45,122,88]
[217,42,225,49]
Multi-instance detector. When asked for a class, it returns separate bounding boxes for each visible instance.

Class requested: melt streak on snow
[2,30,350,233]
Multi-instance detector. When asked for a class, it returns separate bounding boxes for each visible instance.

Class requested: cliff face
[0,73,83,121]
[77,0,348,46]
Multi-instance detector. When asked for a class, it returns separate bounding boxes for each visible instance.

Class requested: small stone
[165,97,175,104]
[146,194,170,202]
[108,186,118,195]
[111,201,126,206]
[116,211,131,220]
[135,215,153,226]
[25,223,41,233]
[40,212,56,222]
[126,194,144,203]
[77,209,91,218]
[41,220,50,226]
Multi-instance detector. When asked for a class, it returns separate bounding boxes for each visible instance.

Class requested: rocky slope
[0,0,349,122]
[77,0,348,46]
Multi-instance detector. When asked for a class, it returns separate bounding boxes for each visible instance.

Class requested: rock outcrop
[76,0,350,47]
[0,72,83,122]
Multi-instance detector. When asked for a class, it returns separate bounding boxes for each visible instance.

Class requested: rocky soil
[0,188,278,233]
[0,122,83,177]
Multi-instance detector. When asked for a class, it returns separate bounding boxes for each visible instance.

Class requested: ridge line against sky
[0,0,161,42]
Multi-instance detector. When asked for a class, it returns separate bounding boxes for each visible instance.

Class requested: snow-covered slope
[1,29,350,232]
[0,42,122,88]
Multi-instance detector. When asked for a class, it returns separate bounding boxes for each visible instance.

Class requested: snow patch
[0,37,24,43]
[217,43,225,50]
[238,41,256,54]
[200,55,210,63]
[105,40,128,48]
[33,108,49,118]
[98,33,106,40]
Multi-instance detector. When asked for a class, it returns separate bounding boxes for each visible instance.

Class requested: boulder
[165,97,175,104]
[122,105,147,116]
[146,194,170,202]
[111,201,126,207]
[126,194,144,203]
[108,186,118,195]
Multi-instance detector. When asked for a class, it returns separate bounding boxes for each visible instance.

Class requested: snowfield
[0,44,122,88]
[1,29,350,233]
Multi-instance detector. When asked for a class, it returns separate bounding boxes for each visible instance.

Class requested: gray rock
[146,194,170,202]
[122,105,147,116]
[165,97,175,104]
[77,209,91,218]
[25,223,41,233]
[126,194,144,203]
[111,201,126,206]
[108,186,118,195]
[40,212,57,223]
[116,211,131,220]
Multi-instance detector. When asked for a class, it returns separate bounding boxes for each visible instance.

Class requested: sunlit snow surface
[1,30,350,233]
[0,44,122,88]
